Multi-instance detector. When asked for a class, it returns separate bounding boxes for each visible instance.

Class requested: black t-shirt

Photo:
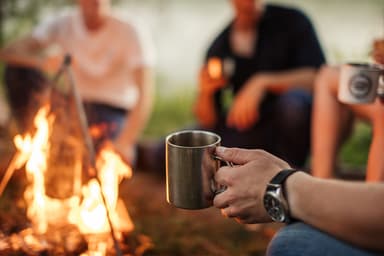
[206,4,326,108]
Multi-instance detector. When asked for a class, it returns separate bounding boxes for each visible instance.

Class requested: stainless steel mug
[166,130,226,209]
[338,63,384,104]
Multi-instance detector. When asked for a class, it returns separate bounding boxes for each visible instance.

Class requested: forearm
[287,172,384,251]
[0,37,44,69]
[0,52,42,68]
[118,104,151,145]
[116,68,154,145]
[262,68,318,93]
[194,91,217,128]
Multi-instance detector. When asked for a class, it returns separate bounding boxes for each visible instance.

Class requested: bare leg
[311,66,353,178]
[312,66,384,181]
[349,100,384,182]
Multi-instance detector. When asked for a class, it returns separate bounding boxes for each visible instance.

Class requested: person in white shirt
[0,0,155,164]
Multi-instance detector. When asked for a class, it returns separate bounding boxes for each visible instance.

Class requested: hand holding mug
[213,147,291,224]
[372,38,384,65]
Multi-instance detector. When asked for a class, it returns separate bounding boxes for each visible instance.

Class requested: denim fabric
[83,102,128,148]
[267,222,381,256]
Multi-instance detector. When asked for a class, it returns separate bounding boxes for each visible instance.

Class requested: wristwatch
[263,169,298,223]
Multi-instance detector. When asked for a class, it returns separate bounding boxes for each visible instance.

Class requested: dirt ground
[120,168,281,256]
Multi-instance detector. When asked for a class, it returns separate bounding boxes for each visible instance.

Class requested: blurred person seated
[194,0,325,168]
[213,146,384,255]
[311,38,384,181]
[0,0,155,165]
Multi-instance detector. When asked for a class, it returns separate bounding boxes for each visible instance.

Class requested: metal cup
[338,63,384,104]
[166,130,226,209]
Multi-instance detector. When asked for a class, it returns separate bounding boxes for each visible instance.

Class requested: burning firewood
[0,55,153,256]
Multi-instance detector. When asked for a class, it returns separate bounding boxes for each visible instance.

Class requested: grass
[121,172,272,256]
[340,121,371,168]
[142,88,196,139]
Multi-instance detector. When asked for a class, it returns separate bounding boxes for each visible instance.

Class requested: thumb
[215,146,256,165]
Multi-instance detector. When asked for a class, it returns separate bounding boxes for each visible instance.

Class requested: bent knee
[267,222,376,256]
[275,91,311,124]
[314,65,340,94]
[267,223,319,256]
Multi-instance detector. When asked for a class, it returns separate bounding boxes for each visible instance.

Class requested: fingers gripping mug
[338,63,384,104]
[166,130,230,209]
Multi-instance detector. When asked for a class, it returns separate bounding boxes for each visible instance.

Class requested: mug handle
[212,155,234,194]
[378,68,384,102]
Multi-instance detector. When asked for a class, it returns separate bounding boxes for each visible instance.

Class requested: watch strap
[269,169,298,186]
[266,169,299,223]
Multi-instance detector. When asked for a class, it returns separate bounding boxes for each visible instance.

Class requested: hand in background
[213,146,290,224]
[98,139,135,167]
[112,139,136,166]
[40,54,66,74]
[226,74,269,131]
[194,64,227,128]
[372,38,384,65]
[199,64,227,95]
[193,94,217,128]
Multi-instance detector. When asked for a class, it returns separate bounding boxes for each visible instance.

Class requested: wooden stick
[0,152,22,196]
[62,54,123,256]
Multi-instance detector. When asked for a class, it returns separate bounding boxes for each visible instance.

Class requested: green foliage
[0,0,127,46]
[0,0,125,43]
[143,88,196,139]
[340,121,371,168]
[0,0,73,45]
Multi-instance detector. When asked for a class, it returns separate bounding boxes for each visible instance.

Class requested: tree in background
[0,0,72,47]
[0,0,123,46]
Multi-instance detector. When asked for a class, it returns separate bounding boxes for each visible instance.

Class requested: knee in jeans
[275,92,311,125]
[267,222,376,256]
[267,223,322,256]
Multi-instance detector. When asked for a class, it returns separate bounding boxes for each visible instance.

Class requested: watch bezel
[263,185,290,223]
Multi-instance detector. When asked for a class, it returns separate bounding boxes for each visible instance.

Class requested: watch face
[263,192,286,222]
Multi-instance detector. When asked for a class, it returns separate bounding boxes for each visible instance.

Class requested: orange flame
[10,105,134,255]
[69,145,133,236]
[13,105,54,233]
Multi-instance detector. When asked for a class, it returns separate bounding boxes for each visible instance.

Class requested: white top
[33,10,154,110]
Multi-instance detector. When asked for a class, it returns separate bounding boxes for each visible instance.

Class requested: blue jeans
[267,222,381,256]
[83,102,128,149]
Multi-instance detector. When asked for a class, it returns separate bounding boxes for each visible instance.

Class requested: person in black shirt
[194,0,325,168]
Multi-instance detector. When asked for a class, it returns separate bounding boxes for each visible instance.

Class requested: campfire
[0,59,153,255]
